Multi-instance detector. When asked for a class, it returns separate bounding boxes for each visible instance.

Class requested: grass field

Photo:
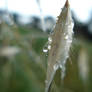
[0,25,92,92]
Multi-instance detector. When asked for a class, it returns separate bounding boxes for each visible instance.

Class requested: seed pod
[45,0,74,92]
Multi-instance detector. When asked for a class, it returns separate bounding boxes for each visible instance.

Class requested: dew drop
[64,33,66,36]
[61,66,66,79]
[64,35,69,40]
[66,55,69,58]
[71,21,74,28]
[53,64,59,71]
[48,45,51,50]
[68,25,72,28]
[43,49,48,53]
[48,37,52,42]
[60,64,62,69]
